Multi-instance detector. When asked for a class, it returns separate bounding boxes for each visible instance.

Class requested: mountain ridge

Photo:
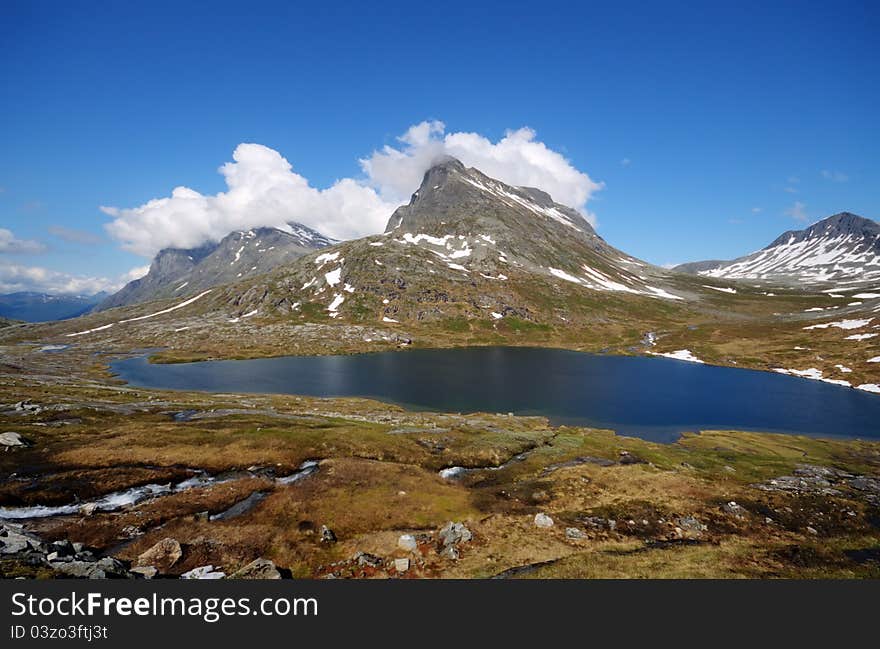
[675,212,880,284]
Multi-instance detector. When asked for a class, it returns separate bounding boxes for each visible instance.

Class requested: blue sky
[1,0,877,293]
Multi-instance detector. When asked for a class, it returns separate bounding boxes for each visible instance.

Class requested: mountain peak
[384,160,595,240]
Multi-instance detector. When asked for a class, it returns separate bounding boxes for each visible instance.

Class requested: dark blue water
[110,347,880,443]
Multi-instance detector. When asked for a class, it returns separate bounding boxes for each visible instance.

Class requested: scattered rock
[136,537,182,573]
[674,516,707,539]
[354,552,384,568]
[618,451,646,465]
[397,534,418,552]
[565,527,587,540]
[534,513,554,528]
[722,501,748,518]
[394,558,410,573]
[229,558,282,580]
[438,521,472,548]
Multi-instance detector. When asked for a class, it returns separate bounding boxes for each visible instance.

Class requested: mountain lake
[110,346,880,443]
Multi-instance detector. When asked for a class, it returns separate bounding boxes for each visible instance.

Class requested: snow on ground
[327,294,344,317]
[490,312,503,319]
[447,263,468,272]
[382,316,398,323]
[242,309,258,318]
[401,232,454,247]
[835,364,853,373]
[343,283,355,293]
[549,268,582,284]
[651,349,704,363]
[702,285,737,294]
[325,267,342,287]
[67,323,115,337]
[175,282,188,291]
[314,251,340,265]
[804,318,873,330]
[772,367,857,388]
[369,242,384,247]
[857,384,880,394]
[844,333,877,341]
[231,245,244,264]
[853,293,880,299]
[868,356,880,363]
[69,290,214,336]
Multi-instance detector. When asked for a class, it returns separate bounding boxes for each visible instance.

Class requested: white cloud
[751,207,762,213]
[103,144,397,257]
[0,262,146,295]
[620,157,631,167]
[821,169,848,182]
[361,120,602,224]
[0,228,46,254]
[103,122,603,257]
[785,201,808,222]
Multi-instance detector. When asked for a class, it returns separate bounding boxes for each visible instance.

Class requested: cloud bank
[0,228,46,254]
[0,262,148,296]
[103,122,603,258]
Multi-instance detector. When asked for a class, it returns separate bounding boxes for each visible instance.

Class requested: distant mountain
[0,291,106,322]
[205,157,691,324]
[97,223,335,310]
[675,212,880,284]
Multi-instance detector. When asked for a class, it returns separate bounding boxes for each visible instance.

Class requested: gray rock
[722,501,748,517]
[438,521,472,548]
[0,432,31,448]
[534,513,554,528]
[354,552,384,569]
[397,534,418,552]
[181,565,225,580]
[565,527,587,540]
[229,558,282,580]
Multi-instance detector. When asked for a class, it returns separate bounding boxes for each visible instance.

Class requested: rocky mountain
[675,212,880,285]
[207,157,693,325]
[0,291,106,322]
[97,223,335,310]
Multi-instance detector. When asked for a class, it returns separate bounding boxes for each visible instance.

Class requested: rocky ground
[1,346,879,579]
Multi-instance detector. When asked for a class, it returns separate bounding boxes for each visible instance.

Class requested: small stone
[439,545,459,561]
[534,513,554,528]
[354,552,384,568]
[181,565,225,580]
[394,558,410,572]
[722,501,747,517]
[806,526,818,535]
[397,534,418,552]
[565,527,586,540]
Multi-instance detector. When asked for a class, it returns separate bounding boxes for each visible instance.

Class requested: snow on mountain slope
[676,213,880,285]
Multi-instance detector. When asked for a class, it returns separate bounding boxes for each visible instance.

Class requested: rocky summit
[97,222,335,310]
[675,212,880,284]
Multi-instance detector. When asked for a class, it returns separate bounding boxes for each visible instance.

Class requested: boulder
[438,522,472,547]
[534,513,554,528]
[397,534,418,552]
[136,537,182,573]
[0,432,31,448]
[229,558,282,580]
[393,558,410,573]
[722,501,747,518]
